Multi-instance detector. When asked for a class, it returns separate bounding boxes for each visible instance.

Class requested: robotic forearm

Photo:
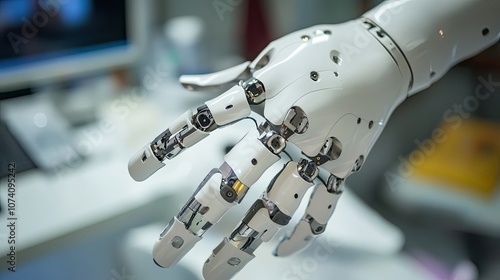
[128,0,499,279]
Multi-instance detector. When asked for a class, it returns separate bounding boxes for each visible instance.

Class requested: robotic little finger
[129,0,500,279]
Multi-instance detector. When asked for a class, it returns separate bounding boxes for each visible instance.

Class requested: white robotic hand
[129,0,499,279]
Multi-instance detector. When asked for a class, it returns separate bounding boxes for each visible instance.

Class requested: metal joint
[305,215,327,235]
[297,159,319,182]
[220,163,249,203]
[312,137,343,166]
[151,128,186,161]
[193,105,217,132]
[266,200,292,226]
[240,78,266,104]
[282,106,309,138]
[258,130,286,155]
[326,175,344,194]
[228,223,263,255]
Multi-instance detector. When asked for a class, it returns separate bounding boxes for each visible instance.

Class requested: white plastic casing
[203,238,255,280]
[205,85,251,126]
[249,20,409,178]
[169,110,192,133]
[166,109,209,148]
[247,208,282,242]
[307,183,342,225]
[128,144,165,182]
[128,109,208,181]
[274,219,314,257]
[274,182,342,257]
[267,162,313,217]
[153,217,202,268]
[180,61,250,89]
[224,130,280,187]
[194,172,234,224]
[182,128,209,148]
[364,0,500,95]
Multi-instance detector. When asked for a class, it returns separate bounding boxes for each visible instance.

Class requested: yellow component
[409,118,500,198]
[232,180,248,197]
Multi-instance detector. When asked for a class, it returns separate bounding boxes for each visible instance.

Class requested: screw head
[301,35,310,41]
[228,257,241,266]
[171,236,184,249]
[332,55,340,64]
[310,71,319,81]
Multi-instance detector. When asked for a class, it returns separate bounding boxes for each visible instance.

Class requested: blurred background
[0,0,499,279]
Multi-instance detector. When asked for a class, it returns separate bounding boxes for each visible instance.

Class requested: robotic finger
[179,61,251,91]
[274,174,344,257]
[128,76,267,181]
[203,160,317,279]
[152,128,281,268]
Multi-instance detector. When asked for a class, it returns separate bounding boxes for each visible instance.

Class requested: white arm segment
[363,0,500,95]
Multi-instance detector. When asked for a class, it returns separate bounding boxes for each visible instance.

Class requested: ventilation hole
[141,152,147,162]
[225,104,233,110]
[357,118,361,124]
[430,71,436,78]
[482,28,490,36]
[334,72,339,77]
[301,35,310,41]
[324,30,332,35]
[369,121,374,129]
[328,205,332,209]
[294,194,298,199]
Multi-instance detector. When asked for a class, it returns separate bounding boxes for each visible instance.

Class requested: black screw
[332,55,340,64]
[310,71,319,81]
[251,158,258,165]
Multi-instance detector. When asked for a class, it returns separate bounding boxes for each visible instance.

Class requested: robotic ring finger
[129,0,500,279]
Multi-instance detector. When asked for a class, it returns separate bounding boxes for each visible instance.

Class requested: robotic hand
[129,0,499,279]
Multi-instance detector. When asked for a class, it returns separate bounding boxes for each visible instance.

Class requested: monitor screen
[0,0,145,91]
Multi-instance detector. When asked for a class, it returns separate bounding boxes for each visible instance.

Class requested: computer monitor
[0,0,147,92]
[0,0,149,175]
